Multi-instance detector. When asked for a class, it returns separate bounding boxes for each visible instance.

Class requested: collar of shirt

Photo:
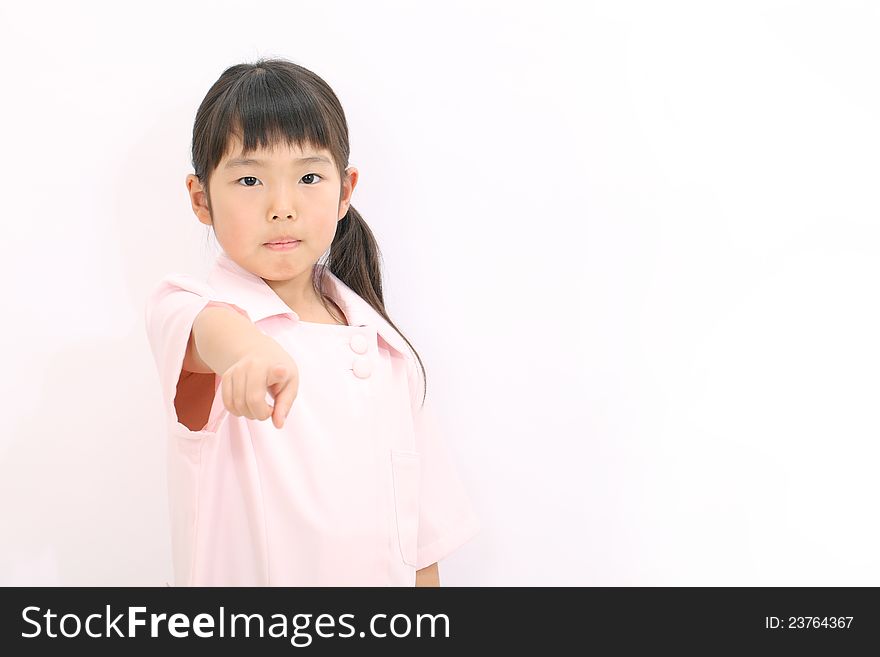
[206,250,412,361]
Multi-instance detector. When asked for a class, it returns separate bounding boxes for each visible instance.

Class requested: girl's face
[187,136,357,287]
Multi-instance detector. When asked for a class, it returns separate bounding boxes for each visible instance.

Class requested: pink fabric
[144,251,481,586]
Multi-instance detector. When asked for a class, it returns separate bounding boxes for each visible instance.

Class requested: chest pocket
[390,449,421,567]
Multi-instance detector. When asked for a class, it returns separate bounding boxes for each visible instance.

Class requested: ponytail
[320,205,428,408]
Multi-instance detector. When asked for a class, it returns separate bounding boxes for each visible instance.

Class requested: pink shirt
[144,250,481,586]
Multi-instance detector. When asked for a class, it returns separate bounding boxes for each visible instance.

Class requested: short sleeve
[406,358,482,571]
[143,274,250,434]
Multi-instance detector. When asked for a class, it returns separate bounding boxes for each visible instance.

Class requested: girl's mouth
[264,240,302,251]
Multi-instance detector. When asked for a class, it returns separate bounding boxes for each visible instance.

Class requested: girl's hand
[219,336,299,429]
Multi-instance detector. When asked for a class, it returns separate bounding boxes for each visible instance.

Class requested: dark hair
[190,56,427,408]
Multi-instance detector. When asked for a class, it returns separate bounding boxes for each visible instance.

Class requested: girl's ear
[186,174,213,226]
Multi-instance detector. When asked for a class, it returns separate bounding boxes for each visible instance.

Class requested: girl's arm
[415,562,440,587]
[184,304,267,374]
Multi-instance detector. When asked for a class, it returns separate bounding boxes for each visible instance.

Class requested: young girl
[144,57,481,587]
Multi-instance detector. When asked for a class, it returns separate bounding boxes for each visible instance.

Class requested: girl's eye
[236,173,324,187]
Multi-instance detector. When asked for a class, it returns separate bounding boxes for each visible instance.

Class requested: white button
[352,356,372,378]
[350,333,369,354]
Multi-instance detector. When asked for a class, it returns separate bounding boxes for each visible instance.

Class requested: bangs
[200,65,340,178]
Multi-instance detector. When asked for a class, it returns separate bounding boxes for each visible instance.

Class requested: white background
[1,0,878,585]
